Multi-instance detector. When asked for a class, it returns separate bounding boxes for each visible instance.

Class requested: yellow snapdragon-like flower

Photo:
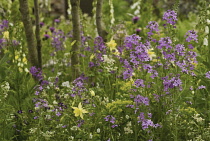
[106,39,117,51]
[90,90,95,96]
[72,102,88,119]
[148,49,156,59]
[3,31,9,39]
[90,54,95,61]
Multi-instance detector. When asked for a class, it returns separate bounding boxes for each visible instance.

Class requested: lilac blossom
[131,95,150,106]
[162,10,177,26]
[175,44,185,56]
[198,85,206,89]
[185,30,198,43]
[134,79,145,88]
[162,76,182,91]
[146,21,159,37]
[157,37,172,50]
[205,71,210,79]
[71,74,88,97]
[30,66,43,81]
[104,115,116,124]
[123,68,133,80]
[51,29,66,51]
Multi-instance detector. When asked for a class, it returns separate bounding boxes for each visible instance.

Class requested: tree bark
[64,0,69,19]
[19,0,39,68]
[96,0,107,41]
[70,0,81,80]
[34,0,42,69]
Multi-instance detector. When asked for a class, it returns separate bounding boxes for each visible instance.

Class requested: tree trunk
[96,0,107,41]
[34,0,42,69]
[19,0,39,68]
[70,0,81,80]
[64,0,69,19]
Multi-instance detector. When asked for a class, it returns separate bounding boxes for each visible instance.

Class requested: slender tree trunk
[64,0,69,19]
[70,0,81,80]
[19,0,39,68]
[96,0,107,41]
[34,0,42,69]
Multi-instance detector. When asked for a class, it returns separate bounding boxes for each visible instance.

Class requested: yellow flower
[3,31,9,39]
[90,90,95,96]
[90,54,95,61]
[72,102,88,119]
[148,49,156,59]
[106,40,117,51]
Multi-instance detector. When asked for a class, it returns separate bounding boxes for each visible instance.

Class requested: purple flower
[146,21,159,37]
[136,28,141,34]
[123,68,133,80]
[49,27,55,33]
[56,112,61,117]
[162,10,177,26]
[77,119,84,127]
[185,30,198,43]
[134,79,145,88]
[104,115,116,124]
[157,37,172,49]
[132,16,139,24]
[54,19,60,23]
[205,71,210,79]
[17,110,23,114]
[111,124,118,128]
[175,44,185,56]
[29,66,43,81]
[43,34,50,40]
[198,85,206,89]
[134,95,149,106]
[34,116,38,119]
[39,22,44,27]
[89,62,95,67]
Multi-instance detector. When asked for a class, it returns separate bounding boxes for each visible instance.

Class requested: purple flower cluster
[175,50,197,74]
[89,36,107,68]
[146,21,159,37]
[133,95,150,106]
[122,34,155,79]
[157,37,172,50]
[138,112,161,130]
[205,71,210,79]
[71,74,88,97]
[185,30,198,43]
[30,66,43,81]
[30,66,49,96]
[51,29,66,51]
[0,20,9,33]
[162,75,182,91]
[124,34,142,50]
[104,115,118,128]
[175,44,185,56]
[162,10,177,27]
[134,79,145,88]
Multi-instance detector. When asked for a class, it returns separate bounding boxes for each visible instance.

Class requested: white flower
[53,100,58,105]
[207,19,210,25]
[71,126,78,131]
[125,115,130,119]
[89,133,93,139]
[203,37,208,46]
[205,26,209,34]
[97,128,100,133]
[62,81,70,88]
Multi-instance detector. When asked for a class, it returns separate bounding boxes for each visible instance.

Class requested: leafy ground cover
[0,0,210,140]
